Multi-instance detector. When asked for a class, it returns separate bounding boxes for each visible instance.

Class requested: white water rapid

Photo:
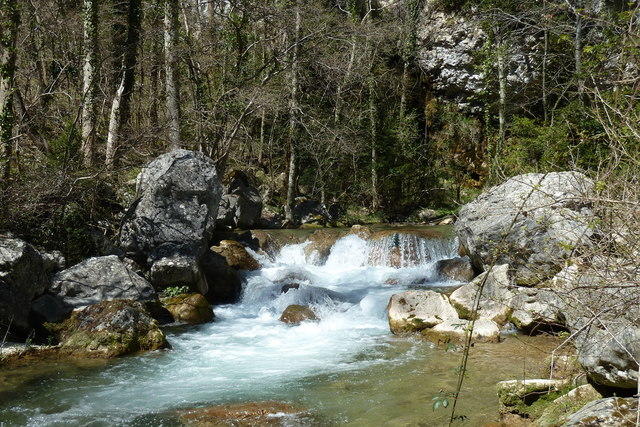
[3,231,462,425]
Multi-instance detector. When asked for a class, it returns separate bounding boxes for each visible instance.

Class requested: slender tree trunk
[575,12,584,99]
[542,0,549,124]
[368,76,379,211]
[497,41,507,156]
[81,0,99,168]
[165,0,181,148]
[334,37,356,124]
[399,61,409,119]
[284,0,301,224]
[106,0,141,168]
[0,0,18,184]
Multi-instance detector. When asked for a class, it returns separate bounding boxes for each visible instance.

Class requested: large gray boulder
[0,237,64,336]
[456,172,595,286]
[34,255,156,323]
[564,397,638,426]
[553,263,639,390]
[387,290,459,334]
[216,170,263,230]
[120,150,222,293]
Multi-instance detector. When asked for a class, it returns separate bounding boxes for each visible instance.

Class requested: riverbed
[0,228,559,425]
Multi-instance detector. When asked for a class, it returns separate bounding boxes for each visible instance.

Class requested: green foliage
[160,286,191,298]
[48,120,81,168]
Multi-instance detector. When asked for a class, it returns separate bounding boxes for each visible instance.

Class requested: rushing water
[0,230,559,425]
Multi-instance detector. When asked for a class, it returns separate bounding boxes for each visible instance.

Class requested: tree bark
[80,0,99,168]
[165,0,181,148]
[0,0,18,183]
[106,0,141,168]
[284,0,301,224]
[368,76,379,211]
[497,40,507,157]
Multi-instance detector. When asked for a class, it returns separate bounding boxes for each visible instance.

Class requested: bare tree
[106,0,142,168]
[80,0,99,167]
[165,0,181,148]
[284,0,301,224]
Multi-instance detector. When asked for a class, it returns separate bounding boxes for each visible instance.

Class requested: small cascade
[366,233,457,268]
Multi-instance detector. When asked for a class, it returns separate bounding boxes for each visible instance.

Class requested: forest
[1,0,637,261]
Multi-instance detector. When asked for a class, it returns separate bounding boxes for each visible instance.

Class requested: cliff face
[417,7,485,109]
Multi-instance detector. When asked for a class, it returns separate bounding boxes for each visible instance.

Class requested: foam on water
[3,231,461,425]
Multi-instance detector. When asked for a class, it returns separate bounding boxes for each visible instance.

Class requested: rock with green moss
[563,397,638,426]
[49,299,168,358]
[497,379,569,417]
[535,384,602,426]
[161,293,213,325]
[387,290,459,334]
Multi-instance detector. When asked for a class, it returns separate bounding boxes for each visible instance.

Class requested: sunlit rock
[279,304,318,325]
[387,290,459,334]
[47,300,168,358]
[161,293,213,325]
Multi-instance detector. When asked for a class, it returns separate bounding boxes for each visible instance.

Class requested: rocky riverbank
[1,150,637,425]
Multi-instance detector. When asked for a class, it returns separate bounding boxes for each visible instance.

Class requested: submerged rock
[216,170,263,230]
[0,237,63,337]
[387,290,459,334]
[48,299,168,358]
[177,401,307,426]
[120,149,223,294]
[456,172,594,286]
[161,293,213,325]
[211,240,260,271]
[435,256,475,282]
[279,304,318,325]
[563,397,638,426]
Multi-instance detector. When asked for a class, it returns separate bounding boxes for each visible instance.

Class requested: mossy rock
[535,384,602,426]
[497,379,570,418]
[161,293,214,325]
[46,299,169,358]
[211,240,260,270]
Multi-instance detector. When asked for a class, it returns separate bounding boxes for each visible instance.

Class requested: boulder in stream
[387,290,459,334]
[33,255,157,323]
[449,264,514,326]
[120,149,223,294]
[455,172,595,286]
[279,304,318,325]
[177,401,308,425]
[161,293,214,325]
[48,299,168,358]
[435,256,475,282]
[211,240,260,271]
[496,379,569,416]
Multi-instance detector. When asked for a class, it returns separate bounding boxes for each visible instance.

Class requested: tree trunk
[369,76,379,211]
[0,0,18,183]
[80,0,99,168]
[334,37,356,125]
[165,0,181,148]
[497,41,507,157]
[284,0,301,224]
[106,0,141,168]
[399,61,409,119]
[575,12,584,99]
